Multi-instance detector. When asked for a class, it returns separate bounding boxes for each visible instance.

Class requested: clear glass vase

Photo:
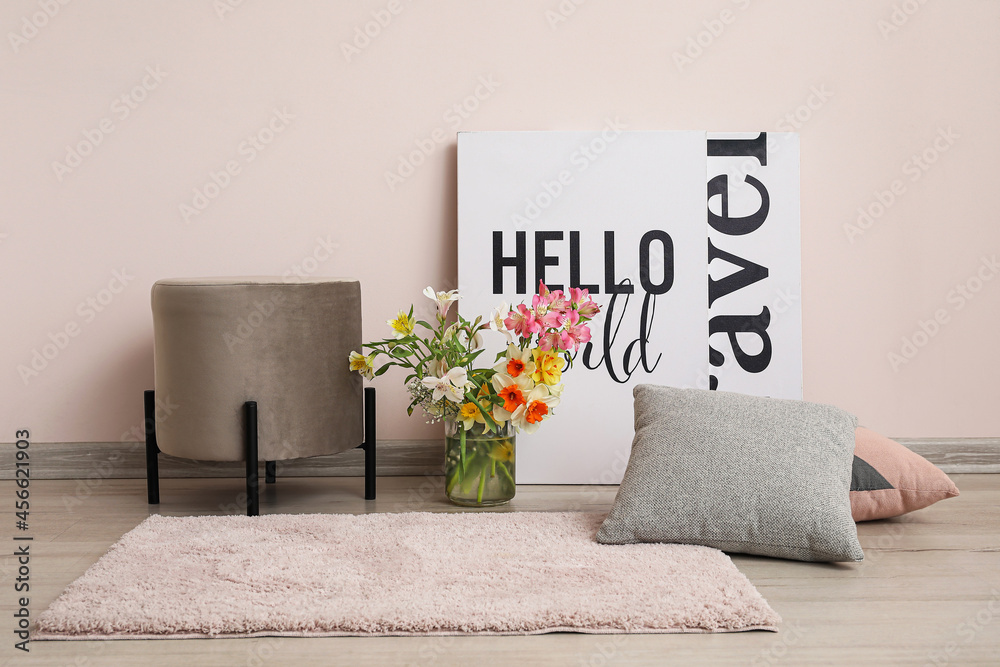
[444,419,516,507]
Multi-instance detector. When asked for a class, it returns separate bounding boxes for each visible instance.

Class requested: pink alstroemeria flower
[568,287,590,308]
[537,309,565,329]
[537,331,563,352]
[505,304,539,338]
[561,323,592,350]
[548,289,570,315]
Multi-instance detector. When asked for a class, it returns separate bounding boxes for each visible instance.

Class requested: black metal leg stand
[363,387,376,500]
[265,461,276,484]
[144,390,160,505]
[245,401,259,517]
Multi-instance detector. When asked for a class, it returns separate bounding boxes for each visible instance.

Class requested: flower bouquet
[349,282,600,506]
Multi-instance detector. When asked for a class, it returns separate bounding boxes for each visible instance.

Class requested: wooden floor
[3,475,998,666]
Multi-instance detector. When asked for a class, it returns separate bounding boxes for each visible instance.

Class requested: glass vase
[444,419,516,507]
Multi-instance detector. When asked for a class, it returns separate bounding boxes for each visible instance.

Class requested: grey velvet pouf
[150,277,363,463]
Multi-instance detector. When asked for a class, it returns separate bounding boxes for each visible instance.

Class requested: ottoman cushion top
[155,276,358,287]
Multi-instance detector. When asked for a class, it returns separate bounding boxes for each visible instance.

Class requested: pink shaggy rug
[35,512,779,639]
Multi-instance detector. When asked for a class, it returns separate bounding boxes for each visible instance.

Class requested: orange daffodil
[511,385,560,434]
[493,344,534,380]
[490,371,532,423]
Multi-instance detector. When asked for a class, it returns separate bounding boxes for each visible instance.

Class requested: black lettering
[493,230,526,294]
[535,231,563,291]
[707,174,770,236]
[569,231,599,292]
[582,284,660,383]
[604,232,633,294]
[708,239,768,306]
[709,307,772,373]
[707,132,767,166]
[639,230,673,295]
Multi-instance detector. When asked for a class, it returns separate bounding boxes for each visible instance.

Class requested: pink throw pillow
[851,427,959,521]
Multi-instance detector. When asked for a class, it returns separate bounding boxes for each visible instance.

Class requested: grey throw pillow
[597,385,863,562]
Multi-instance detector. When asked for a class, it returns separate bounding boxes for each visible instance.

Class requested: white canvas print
[458,131,710,483]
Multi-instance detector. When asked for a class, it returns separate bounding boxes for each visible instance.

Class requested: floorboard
[2,475,998,666]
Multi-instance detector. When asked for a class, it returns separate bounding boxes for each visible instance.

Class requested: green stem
[491,457,496,478]
[459,426,467,478]
[497,460,515,489]
[477,467,487,504]
[460,454,482,494]
[446,466,461,495]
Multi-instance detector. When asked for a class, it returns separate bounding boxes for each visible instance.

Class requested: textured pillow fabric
[851,427,959,521]
[597,385,863,562]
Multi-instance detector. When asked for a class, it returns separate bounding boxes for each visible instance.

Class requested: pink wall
[2,1,997,443]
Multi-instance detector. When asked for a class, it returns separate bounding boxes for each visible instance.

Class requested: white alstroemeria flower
[444,367,472,402]
[423,286,460,318]
[421,367,470,403]
[488,301,513,343]
[510,385,560,435]
[348,351,375,380]
[425,357,448,378]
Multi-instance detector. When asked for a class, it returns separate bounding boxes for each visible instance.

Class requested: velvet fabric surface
[151,277,363,462]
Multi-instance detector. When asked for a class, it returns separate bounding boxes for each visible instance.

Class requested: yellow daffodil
[529,348,563,386]
[458,401,485,430]
[348,351,375,380]
[489,439,514,462]
[387,310,414,339]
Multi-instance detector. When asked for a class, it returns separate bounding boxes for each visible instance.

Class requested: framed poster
[457,130,800,484]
